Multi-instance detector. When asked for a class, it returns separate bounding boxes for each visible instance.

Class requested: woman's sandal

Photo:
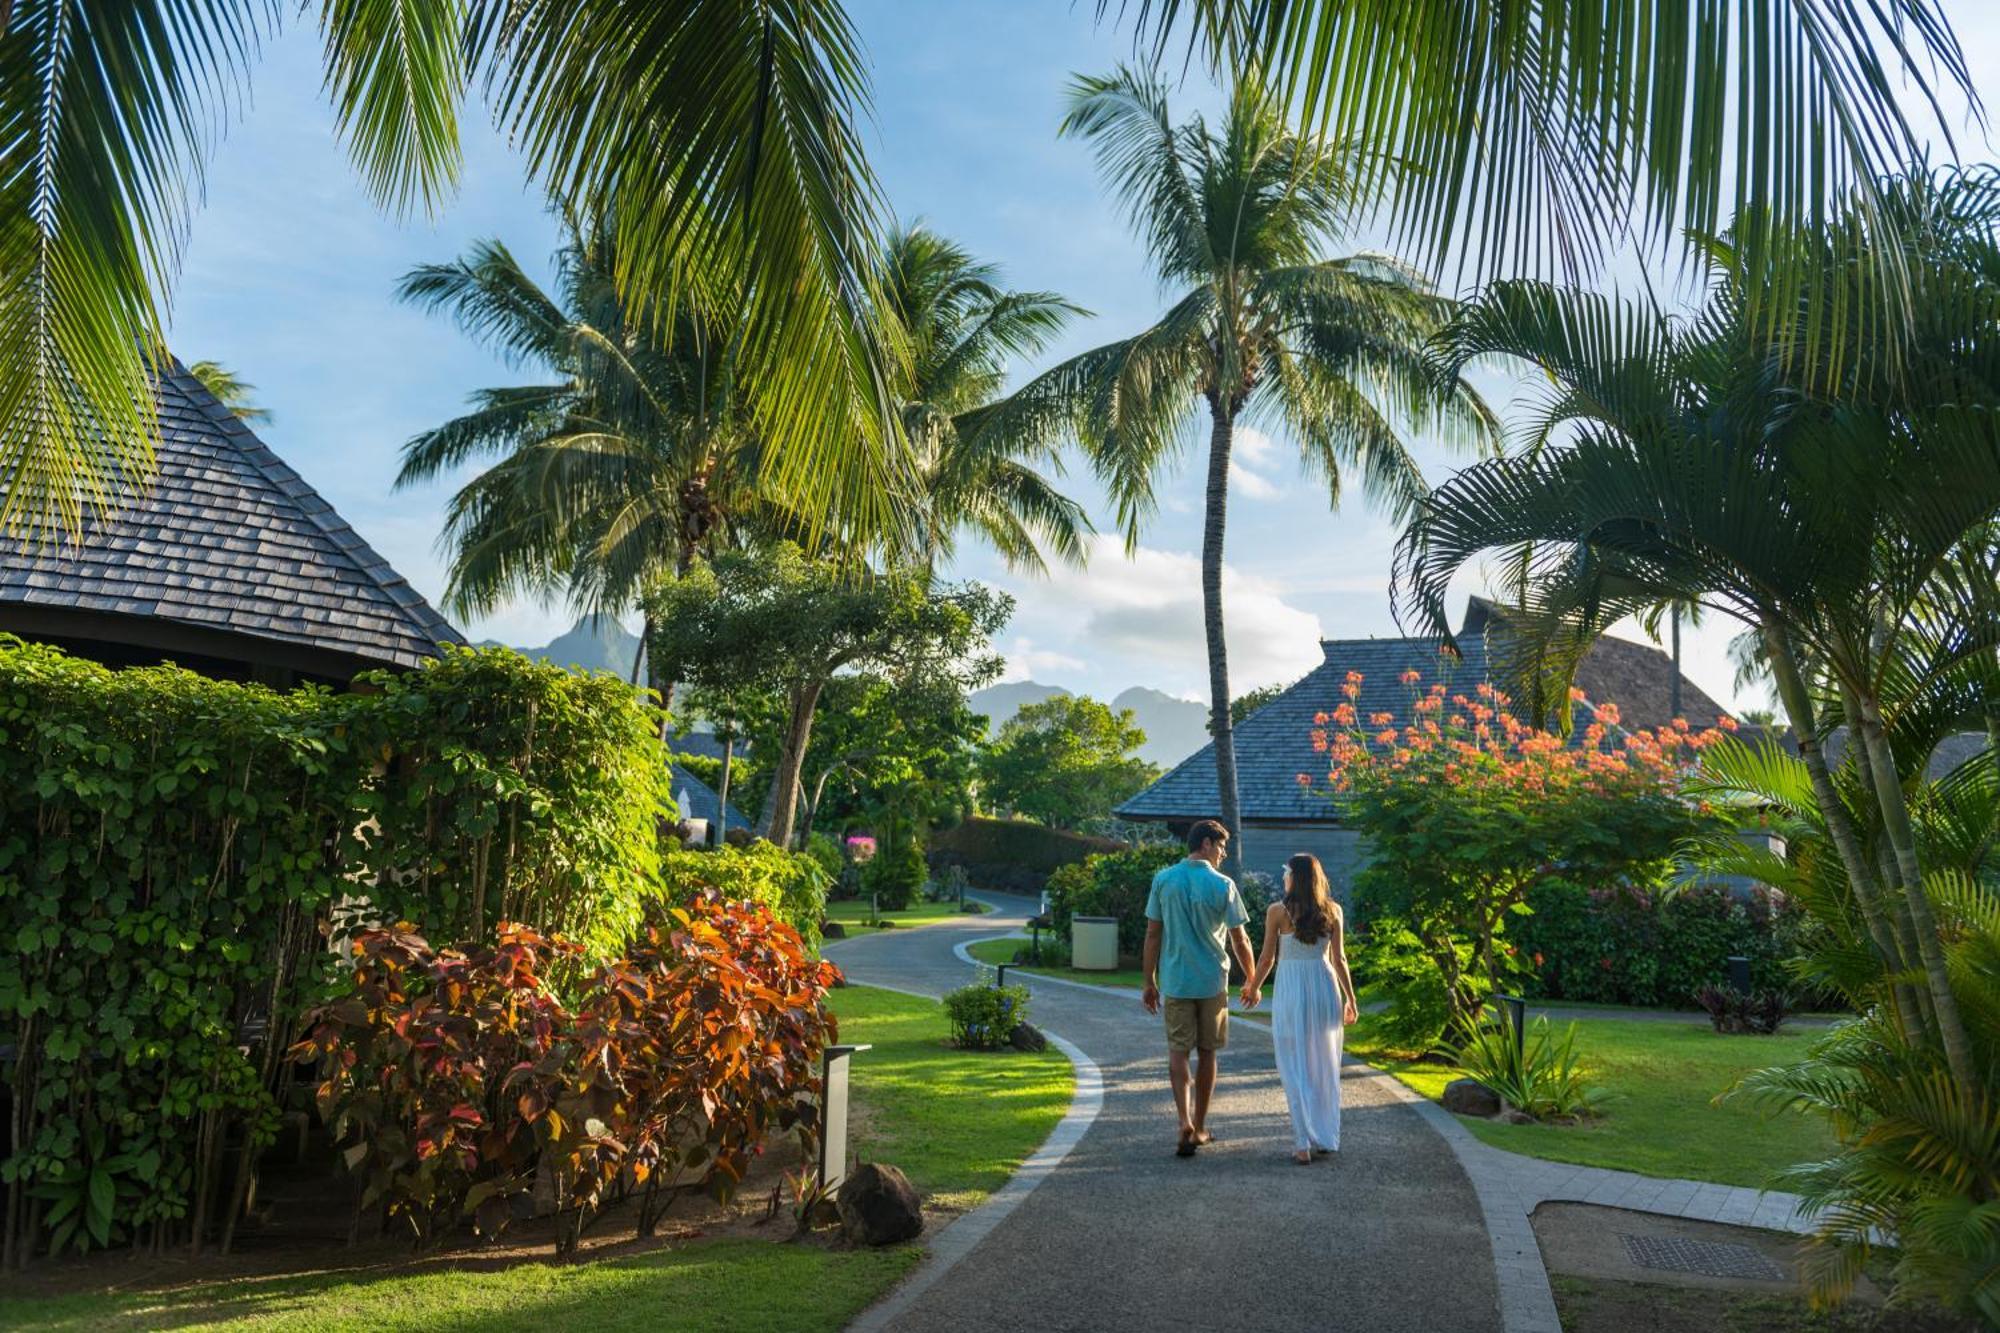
[1292,1150,1312,1165]
[1176,1131,1198,1158]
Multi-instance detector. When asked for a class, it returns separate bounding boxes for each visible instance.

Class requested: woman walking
[1241,853,1359,1163]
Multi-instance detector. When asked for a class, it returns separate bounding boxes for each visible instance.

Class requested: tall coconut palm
[1397,167,2000,1086]
[1136,3,1976,327]
[2,0,894,545]
[396,226,787,711]
[1017,67,1496,875]
[874,223,1092,573]
[4,2,1973,545]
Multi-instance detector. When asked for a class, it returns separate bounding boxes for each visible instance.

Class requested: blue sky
[165,2,1998,713]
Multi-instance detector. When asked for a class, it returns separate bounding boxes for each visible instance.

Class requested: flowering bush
[1319,670,1728,1036]
[942,981,1032,1049]
[293,893,840,1254]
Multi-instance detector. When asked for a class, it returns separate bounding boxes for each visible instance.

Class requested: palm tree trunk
[1763,623,1922,1038]
[1669,606,1683,718]
[758,681,821,849]
[1202,399,1245,881]
[1853,692,1975,1085]
[715,732,734,846]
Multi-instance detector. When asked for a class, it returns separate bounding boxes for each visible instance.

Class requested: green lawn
[0,986,1069,1333]
[964,934,1148,989]
[832,984,1074,1211]
[1347,1015,1838,1188]
[825,898,985,939]
[0,1241,919,1333]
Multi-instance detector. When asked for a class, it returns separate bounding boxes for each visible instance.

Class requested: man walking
[1142,820,1254,1158]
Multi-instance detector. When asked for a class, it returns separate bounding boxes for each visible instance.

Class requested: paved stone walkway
[829,892,1502,1332]
[832,895,1816,1333]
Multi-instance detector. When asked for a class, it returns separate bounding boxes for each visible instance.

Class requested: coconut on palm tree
[874,222,1092,573]
[1017,66,1495,875]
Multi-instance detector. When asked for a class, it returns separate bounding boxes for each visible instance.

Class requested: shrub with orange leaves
[1322,671,1727,1040]
[293,894,840,1254]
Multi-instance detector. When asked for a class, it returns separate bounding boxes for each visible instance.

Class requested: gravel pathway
[828,893,1503,1333]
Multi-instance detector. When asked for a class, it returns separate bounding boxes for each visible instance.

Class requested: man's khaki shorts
[1163,993,1228,1053]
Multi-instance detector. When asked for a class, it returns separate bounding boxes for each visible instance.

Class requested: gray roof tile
[0,359,463,672]
[1118,599,1735,823]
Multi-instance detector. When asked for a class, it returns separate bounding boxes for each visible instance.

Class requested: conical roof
[0,359,462,678]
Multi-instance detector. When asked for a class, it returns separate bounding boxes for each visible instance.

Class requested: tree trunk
[1202,400,1245,881]
[715,733,734,845]
[757,681,821,849]
[1669,606,1683,718]
[1763,623,1923,1037]
[1853,694,1975,1085]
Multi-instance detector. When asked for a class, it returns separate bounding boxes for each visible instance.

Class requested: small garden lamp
[1492,992,1528,1063]
[817,1043,873,1199]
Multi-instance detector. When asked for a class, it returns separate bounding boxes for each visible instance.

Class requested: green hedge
[1044,845,1184,957]
[0,638,667,1264]
[654,844,830,950]
[927,816,1123,895]
[1508,879,1819,1009]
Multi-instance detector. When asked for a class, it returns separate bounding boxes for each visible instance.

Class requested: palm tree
[874,223,1092,573]
[396,225,785,713]
[1396,167,2000,1087]
[2,1,894,546]
[1018,67,1495,875]
[1132,3,1977,330]
[186,360,272,425]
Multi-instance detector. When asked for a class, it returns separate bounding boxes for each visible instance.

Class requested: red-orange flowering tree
[1315,669,1731,1038]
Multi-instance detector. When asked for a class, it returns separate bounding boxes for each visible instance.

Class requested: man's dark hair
[1186,819,1229,853]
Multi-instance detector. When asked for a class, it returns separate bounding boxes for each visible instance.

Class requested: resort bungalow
[1116,598,1734,896]
[0,359,463,684]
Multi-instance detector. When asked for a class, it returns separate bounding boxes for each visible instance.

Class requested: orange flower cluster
[1316,671,1731,803]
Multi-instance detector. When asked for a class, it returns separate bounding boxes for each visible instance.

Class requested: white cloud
[1230,424,1284,500]
[1023,535,1325,695]
[1001,636,1087,682]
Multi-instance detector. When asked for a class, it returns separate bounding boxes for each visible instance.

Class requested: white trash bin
[1071,915,1120,971]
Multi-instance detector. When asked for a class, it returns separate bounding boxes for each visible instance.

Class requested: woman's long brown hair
[1284,853,1335,945]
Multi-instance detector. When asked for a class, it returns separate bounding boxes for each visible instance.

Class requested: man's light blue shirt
[1144,858,1248,1000]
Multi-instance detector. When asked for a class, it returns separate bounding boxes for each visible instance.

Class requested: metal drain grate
[1619,1234,1789,1281]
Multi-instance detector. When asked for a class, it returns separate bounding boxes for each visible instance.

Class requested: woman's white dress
[1272,927,1344,1153]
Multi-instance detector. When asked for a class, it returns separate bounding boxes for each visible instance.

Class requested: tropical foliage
[653,843,831,951]
[186,360,271,424]
[646,544,1010,847]
[872,223,1090,572]
[0,636,667,1265]
[295,894,840,1256]
[941,981,1032,1050]
[1044,844,1186,958]
[1015,66,1494,874]
[1452,1017,1605,1121]
[1,0,899,547]
[1396,168,2000,1317]
[395,228,779,669]
[979,695,1159,830]
[1321,671,1725,1037]
[1137,2,1974,323]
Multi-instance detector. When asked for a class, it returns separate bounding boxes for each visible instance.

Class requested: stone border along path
[947,924,1822,1333]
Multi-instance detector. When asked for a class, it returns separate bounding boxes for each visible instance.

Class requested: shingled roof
[0,359,462,678]
[1118,599,1734,823]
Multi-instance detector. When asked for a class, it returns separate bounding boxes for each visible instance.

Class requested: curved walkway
[829,893,1503,1332]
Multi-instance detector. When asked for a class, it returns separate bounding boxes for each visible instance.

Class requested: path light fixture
[818,1043,872,1198]
[1726,955,1752,994]
[995,964,1010,991]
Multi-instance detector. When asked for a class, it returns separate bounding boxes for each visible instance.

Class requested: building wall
[1238,822,1369,906]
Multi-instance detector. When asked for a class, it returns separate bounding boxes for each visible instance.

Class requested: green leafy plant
[296,894,841,1256]
[1695,985,1792,1036]
[1452,1017,1607,1121]
[941,981,1031,1050]
[0,637,667,1265]
[861,830,927,912]
[1044,845,1183,958]
[654,844,831,951]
